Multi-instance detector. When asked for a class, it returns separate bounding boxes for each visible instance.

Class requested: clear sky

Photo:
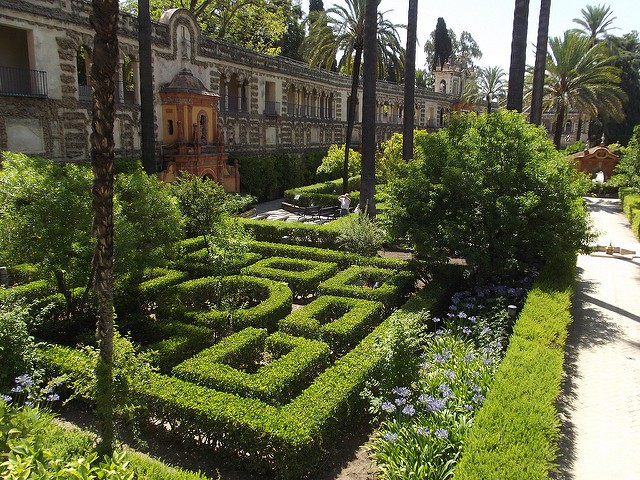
[317,1,639,73]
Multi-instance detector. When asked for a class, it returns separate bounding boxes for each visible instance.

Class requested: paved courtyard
[555,197,640,480]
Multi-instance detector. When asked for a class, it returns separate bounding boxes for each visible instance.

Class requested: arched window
[439,80,446,93]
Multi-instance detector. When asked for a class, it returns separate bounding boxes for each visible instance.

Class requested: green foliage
[336,213,386,256]
[454,254,576,480]
[619,187,640,238]
[562,140,588,155]
[279,295,384,355]
[318,265,414,307]
[611,125,640,190]
[0,306,39,391]
[241,256,338,298]
[378,132,428,181]
[386,111,593,277]
[283,175,361,206]
[316,144,361,180]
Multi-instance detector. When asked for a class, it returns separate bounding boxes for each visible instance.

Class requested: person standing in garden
[338,192,351,216]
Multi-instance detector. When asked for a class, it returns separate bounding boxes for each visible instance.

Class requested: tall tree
[572,4,617,46]
[301,0,403,193]
[279,0,305,60]
[89,0,119,457]
[530,0,551,125]
[138,0,156,173]
[433,18,452,70]
[544,31,626,148]
[402,0,417,161]
[360,0,377,217]
[424,28,482,74]
[462,66,506,113]
[506,0,530,112]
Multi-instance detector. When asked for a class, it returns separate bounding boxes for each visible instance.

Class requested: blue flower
[419,394,446,412]
[392,386,411,398]
[463,352,476,363]
[10,386,23,393]
[416,427,430,436]
[402,404,416,416]
[438,384,455,399]
[458,311,468,319]
[419,362,431,370]
[435,428,449,439]
[383,432,398,443]
[15,374,33,388]
[444,369,456,380]
[473,393,486,404]
[468,316,477,323]
[432,317,441,323]
[432,353,446,364]
[24,401,33,407]
[381,401,396,413]
[471,384,482,393]
[464,403,474,411]
[461,326,472,335]
[481,327,492,335]
[394,397,407,406]
[1,394,12,403]
[46,393,60,402]
[482,358,492,365]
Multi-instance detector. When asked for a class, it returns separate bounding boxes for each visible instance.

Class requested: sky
[313,0,639,73]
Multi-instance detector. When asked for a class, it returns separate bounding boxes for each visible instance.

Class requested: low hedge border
[41,266,455,479]
[241,257,338,298]
[247,240,408,270]
[138,267,189,303]
[619,187,640,239]
[146,322,214,373]
[318,265,414,307]
[172,249,262,278]
[283,176,361,207]
[173,328,331,405]
[5,263,42,285]
[278,295,384,356]
[160,275,293,334]
[454,253,577,480]
[0,279,53,305]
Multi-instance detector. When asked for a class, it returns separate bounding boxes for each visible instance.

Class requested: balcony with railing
[220,95,249,114]
[286,103,335,120]
[0,66,47,98]
[264,100,280,116]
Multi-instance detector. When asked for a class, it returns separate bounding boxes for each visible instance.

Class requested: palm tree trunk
[487,94,492,114]
[343,47,362,194]
[402,0,418,161]
[506,0,530,112]
[576,115,583,142]
[139,0,156,173]
[90,0,118,457]
[360,0,377,218]
[553,106,565,148]
[530,0,551,125]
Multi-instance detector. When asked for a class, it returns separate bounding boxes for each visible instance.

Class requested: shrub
[241,257,338,298]
[318,265,414,307]
[0,306,39,390]
[283,176,361,206]
[315,144,361,180]
[5,264,41,285]
[144,322,213,373]
[160,275,293,335]
[619,187,640,238]
[172,248,261,278]
[279,295,384,355]
[336,213,386,256]
[173,328,331,404]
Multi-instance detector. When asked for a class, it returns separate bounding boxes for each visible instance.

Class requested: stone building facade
[0,0,457,170]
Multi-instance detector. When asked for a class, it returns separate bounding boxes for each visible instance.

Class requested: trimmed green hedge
[172,248,262,278]
[160,275,293,334]
[619,187,640,239]
[283,176,361,207]
[241,257,338,298]
[5,263,42,285]
[247,240,408,270]
[173,328,331,404]
[0,279,53,304]
[454,253,577,480]
[318,265,414,307]
[278,295,384,355]
[147,321,213,373]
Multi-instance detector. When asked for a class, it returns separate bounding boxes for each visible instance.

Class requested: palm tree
[360,0,377,217]
[506,0,530,112]
[544,31,626,148]
[402,0,418,162]
[462,66,506,113]
[90,0,119,457]
[301,0,403,193]
[139,0,156,173]
[530,0,551,125]
[572,4,617,46]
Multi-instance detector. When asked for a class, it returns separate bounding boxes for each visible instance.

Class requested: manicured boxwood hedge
[171,248,262,278]
[619,187,640,239]
[283,176,361,207]
[146,321,214,373]
[241,257,338,298]
[5,263,41,285]
[318,265,414,307]
[159,275,293,335]
[278,295,384,355]
[0,279,53,304]
[173,328,331,404]
[454,253,576,480]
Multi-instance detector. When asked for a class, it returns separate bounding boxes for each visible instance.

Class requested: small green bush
[173,328,331,404]
[279,295,384,355]
[318,265,414,307]
[619,187,640,239]
[283,176,361,207]
[5,263,41,285]
[241,257,338,298]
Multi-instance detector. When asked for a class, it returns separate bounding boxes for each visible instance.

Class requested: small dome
[161,69,214,96]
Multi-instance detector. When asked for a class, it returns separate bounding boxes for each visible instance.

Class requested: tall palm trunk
[530,0,551,125]
[343,47,362,194]
[139,0,156,173]
[360,0,377,217]
[486,94,492,113]
[553,105,566,148]
[506,0,530,112]
[402,0,418,161]
[90,0,118,457]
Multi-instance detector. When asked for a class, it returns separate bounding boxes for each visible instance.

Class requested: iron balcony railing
[220,95,249,113]
[0,65,48,98]
[264,100,280,116]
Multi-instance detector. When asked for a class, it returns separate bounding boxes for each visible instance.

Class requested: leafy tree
[571,3,617,46]
[316,144,361,180]
[543,31,626,148]
[279,0,305,61]
[611,124,640,191]
[462,66,506,113]
[301,0,403,193]
[506,0,530,112]
[424,27,481,74]
[386,110,593,277]
[530,0,551,125]
[433,18,452,70]
[415,68,430,88]
[170,174,252,271]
